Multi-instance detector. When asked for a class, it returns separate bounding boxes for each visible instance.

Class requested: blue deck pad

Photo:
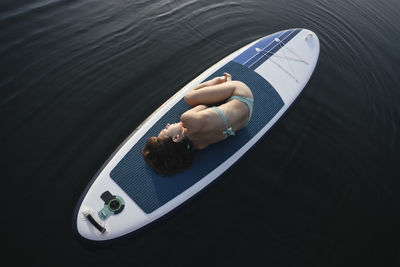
[233,29,301,70]
[110,61,284,214]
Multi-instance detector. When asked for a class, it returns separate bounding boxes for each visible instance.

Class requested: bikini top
[211,96,254,138]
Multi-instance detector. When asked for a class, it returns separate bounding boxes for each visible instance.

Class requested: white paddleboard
[73,28,320,243]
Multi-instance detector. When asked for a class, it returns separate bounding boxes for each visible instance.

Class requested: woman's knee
[184,92,197,107]
[232,81,253,98]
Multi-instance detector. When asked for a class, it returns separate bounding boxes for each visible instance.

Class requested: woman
[142,73,254,175]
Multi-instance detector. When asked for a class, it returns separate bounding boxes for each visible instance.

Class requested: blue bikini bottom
[211,96,254,138]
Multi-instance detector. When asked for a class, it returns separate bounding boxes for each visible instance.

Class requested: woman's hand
[214,76,226,84]
[214,73,232,84]
[224,72,232,82]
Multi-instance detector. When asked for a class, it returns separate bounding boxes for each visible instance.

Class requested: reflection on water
[1,0,399,265]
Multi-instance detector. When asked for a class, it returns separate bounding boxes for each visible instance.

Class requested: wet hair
[142,136,195,176]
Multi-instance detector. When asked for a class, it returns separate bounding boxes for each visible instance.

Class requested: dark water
[1,0,400,265]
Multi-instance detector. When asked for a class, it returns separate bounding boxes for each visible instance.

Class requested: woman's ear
[172,134,179,142]
[172,134,183,143]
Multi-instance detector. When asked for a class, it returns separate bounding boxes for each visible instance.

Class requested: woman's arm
[184,73,233,107]
[191,73,232,91]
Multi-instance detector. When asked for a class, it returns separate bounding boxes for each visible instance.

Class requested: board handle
[82,209,106,234]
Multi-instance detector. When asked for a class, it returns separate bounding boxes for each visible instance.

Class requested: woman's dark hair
[142,136,195,176]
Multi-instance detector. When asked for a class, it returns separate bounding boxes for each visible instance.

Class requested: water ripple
[1,0,400,264]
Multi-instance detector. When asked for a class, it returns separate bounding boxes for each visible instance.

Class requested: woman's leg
[185,81,239,107]
[185,73,239,107]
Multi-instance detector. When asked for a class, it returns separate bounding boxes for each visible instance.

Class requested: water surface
[1,0,400,265]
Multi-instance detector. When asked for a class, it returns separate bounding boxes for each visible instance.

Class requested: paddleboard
[73,28,320,243]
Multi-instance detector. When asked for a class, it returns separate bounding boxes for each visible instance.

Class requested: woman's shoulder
[181,107,206,130]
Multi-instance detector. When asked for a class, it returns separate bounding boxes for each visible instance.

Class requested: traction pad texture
[110,61,284,214]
